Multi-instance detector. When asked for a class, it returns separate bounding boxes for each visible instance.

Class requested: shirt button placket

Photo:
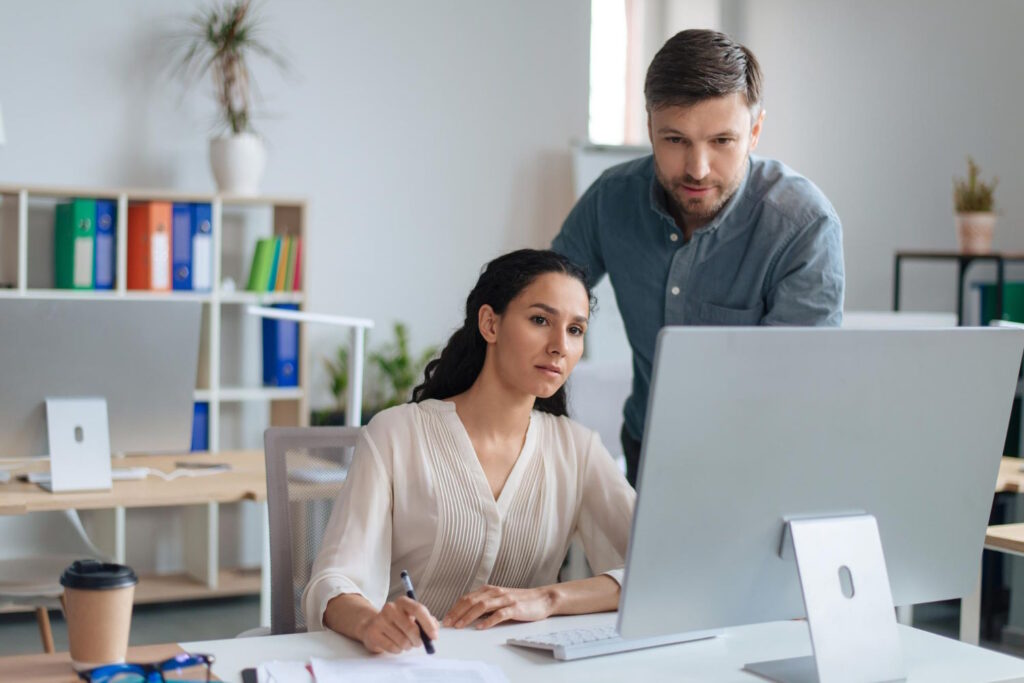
[665,233,695,324]
[668,231,681,297]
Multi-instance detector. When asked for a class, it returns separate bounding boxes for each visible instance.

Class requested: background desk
[177,613,1024,683]
[0,451,268,617]
[995,456,1024,494]
[959,457,1024,644]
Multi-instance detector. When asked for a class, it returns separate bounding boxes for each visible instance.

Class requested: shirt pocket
[694,300,765,326]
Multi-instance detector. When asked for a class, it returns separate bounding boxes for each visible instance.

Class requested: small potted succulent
[175,0,287,195]
[953,156,999,254]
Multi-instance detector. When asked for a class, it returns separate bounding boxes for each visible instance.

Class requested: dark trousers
[620,423,642,488]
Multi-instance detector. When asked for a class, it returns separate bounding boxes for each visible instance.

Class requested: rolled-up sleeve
[302,431,393,631]
[762,213,845,327]
[576,432,635,585]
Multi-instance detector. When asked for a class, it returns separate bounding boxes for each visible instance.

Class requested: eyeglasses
[78,653,215,683]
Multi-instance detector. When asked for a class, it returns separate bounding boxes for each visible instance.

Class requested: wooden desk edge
[0,643,228,683]
[0,450,266,514]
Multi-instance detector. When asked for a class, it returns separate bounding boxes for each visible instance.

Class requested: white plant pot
[209,133,266,196]
[955,212,996,254]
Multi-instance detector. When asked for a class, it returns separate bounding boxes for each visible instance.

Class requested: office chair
[0,510,107,652]
[264,426,361,635]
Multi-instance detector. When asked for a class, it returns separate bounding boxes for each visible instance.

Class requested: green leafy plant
[954,156,998,213]
[175,0,287,134]
[323,345,349,412]
[314,323,437,425]
[369,323,438,409]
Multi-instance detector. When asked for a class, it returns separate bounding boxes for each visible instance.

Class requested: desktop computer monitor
[0,298,201,463]
[614,327,1024,679]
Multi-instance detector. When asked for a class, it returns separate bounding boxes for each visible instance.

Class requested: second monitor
[0,298,202,488]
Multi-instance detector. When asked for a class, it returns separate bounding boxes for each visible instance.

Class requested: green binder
[247,238,275,291]
[54,198,96,289]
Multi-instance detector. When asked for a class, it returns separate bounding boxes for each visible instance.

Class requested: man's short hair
[644,29,763,121]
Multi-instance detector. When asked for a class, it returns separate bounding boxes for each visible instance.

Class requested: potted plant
[176,0,286,195]
[953,156,998,254]
[368,323,438,410]
[311,345,349,426]
[311,323,437,426]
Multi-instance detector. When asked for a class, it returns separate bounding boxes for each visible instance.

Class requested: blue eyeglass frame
[77,653,215,683]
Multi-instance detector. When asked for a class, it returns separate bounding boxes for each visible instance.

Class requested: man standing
[553,29,844,486]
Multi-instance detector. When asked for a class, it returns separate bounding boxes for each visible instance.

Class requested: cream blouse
[303,398,636,630]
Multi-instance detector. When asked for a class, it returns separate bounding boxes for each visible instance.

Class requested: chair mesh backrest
[264,426,362,635]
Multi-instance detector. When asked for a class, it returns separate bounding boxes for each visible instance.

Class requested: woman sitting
[303,249,635,654]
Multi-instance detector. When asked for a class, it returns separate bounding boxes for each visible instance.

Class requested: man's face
[648,93,764,231]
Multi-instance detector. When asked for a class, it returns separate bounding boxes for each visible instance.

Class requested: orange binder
[127,202,172,291]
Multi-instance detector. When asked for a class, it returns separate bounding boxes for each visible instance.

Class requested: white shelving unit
[0,184,310,448]
[0,184,309,608]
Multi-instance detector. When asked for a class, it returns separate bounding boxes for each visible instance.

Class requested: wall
[0,0,590,408]
[736,0,1024,314]
[0,0,590,572]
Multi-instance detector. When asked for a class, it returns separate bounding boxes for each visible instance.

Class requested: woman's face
[480,272,590,398]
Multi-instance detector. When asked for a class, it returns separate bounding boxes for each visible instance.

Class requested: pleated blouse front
[303,399,635,630]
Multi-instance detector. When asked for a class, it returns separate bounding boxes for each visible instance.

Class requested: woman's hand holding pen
[356,596,439,655]
[442,584,557,630]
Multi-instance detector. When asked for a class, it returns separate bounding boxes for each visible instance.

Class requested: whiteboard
[571,143,651,198]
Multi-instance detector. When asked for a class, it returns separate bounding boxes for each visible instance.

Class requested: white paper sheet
[310,655,509,683]
[258,659,314,683]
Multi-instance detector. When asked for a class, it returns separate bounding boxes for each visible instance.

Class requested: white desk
[182,613,1024,682]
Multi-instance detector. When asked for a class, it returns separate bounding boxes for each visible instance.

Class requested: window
[588,0,723,146]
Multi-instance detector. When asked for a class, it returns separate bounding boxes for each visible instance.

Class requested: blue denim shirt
[552,154,844,441]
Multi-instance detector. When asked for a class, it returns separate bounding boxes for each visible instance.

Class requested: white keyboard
[507,625,712,660]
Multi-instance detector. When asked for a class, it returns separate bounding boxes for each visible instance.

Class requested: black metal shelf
[892,251,1024,325]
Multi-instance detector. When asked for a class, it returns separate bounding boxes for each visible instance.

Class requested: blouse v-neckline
[429,399,538,513]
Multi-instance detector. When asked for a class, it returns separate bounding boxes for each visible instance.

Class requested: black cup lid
[60,560,138,590]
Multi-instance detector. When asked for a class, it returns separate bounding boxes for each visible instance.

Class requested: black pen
[400,570,435,655]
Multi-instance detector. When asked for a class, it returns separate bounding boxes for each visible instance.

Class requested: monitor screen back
[619,327,1024,639]
[0,298,202,458]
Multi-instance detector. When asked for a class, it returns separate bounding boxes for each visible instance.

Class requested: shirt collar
[648,156,753,238]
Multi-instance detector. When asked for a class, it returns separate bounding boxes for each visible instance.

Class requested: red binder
[127,202,172,291]
[291,238,302,291]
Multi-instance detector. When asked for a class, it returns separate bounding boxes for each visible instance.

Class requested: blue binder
[94,200,116,290]
[190,402,209,452]
[262,303,299,387]
[191,203,213,292]
[172,203,193,290]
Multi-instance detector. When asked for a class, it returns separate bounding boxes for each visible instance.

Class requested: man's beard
[655,156,747,227]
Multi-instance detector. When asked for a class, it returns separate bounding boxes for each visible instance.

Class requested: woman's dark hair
[412,249,593,416]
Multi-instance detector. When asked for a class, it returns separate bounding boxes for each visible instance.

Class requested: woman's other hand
[442,584,556,630]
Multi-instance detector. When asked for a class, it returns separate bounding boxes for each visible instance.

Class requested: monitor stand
[744,514,906,683]
[44,397,113,492]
